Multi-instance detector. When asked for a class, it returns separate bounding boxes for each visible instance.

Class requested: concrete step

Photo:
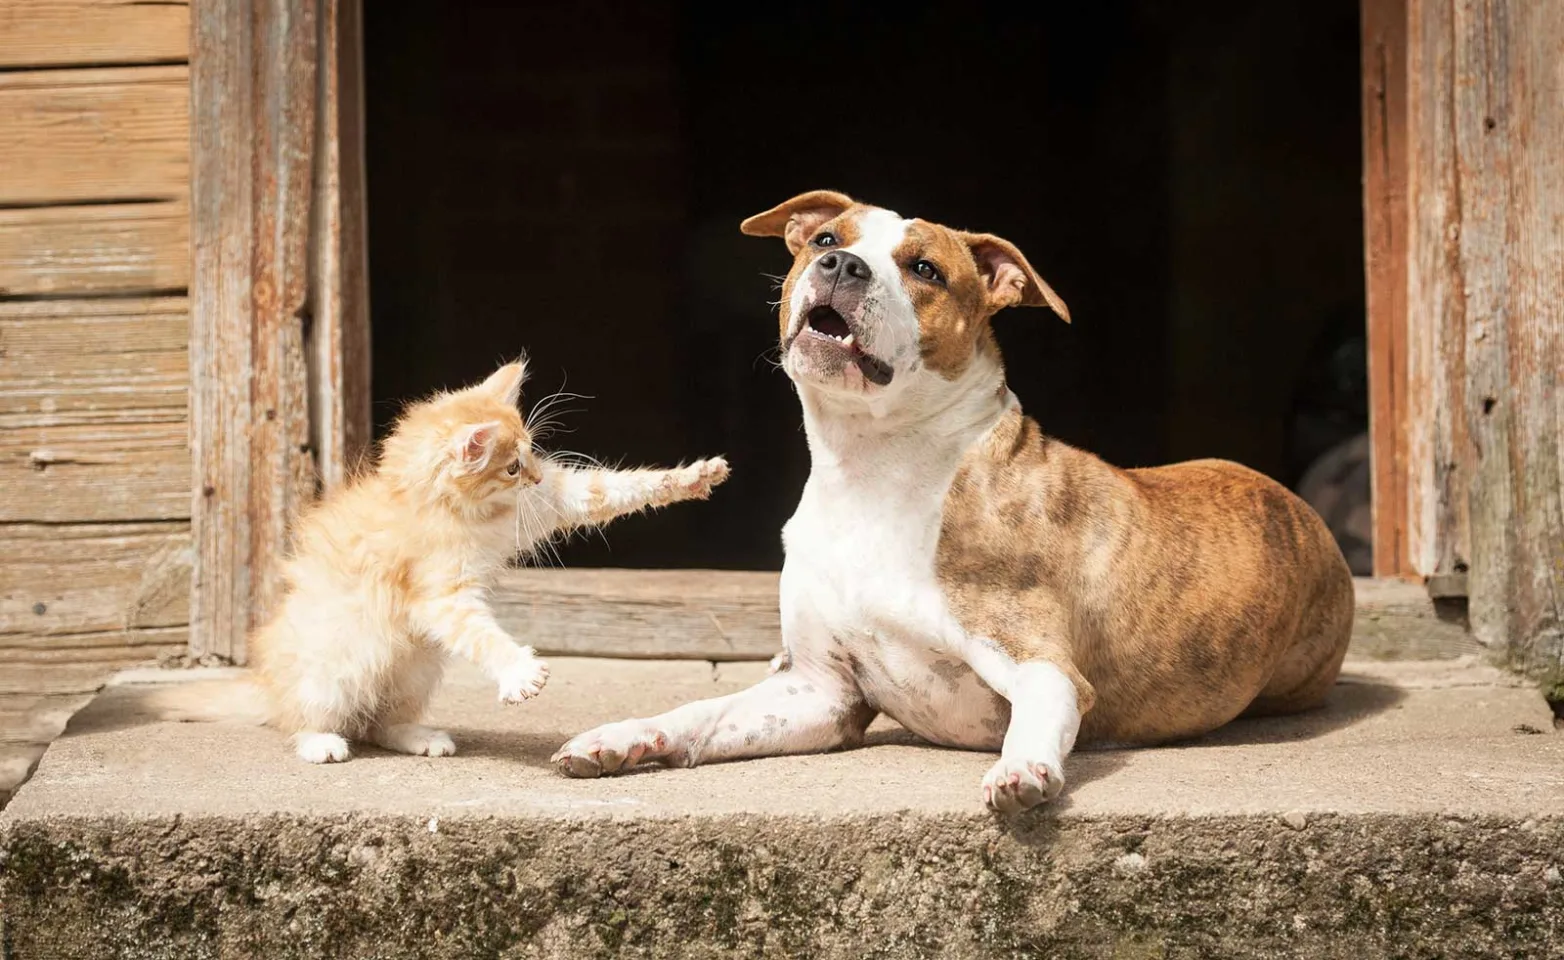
[2,657,1561,959]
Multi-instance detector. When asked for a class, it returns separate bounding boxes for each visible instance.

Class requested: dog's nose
[816,250,872,283]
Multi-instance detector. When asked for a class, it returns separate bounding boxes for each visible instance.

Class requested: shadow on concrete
[1185,672,1408,748]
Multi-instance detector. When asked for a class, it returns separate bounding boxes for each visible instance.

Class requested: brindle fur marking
[937,408,1355,746]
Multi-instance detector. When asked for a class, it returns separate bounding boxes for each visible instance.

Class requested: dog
[552,191,1355,812]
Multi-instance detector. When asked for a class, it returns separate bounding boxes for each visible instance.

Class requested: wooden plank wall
[1405,0,1564,675]
[0,2,191,805]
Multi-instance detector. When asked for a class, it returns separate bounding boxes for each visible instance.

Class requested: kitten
[156,360,728,763]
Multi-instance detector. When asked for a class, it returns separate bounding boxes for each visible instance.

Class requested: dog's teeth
[842,334,855,347]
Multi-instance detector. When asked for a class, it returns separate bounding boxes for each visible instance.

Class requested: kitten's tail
[147,677,271,726]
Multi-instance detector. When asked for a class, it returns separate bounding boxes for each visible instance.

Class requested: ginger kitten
[158,360,728,763]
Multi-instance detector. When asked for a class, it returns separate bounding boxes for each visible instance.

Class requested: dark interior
[364,0,1366,571]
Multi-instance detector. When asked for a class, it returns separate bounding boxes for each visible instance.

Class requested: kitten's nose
[522,456,544,485]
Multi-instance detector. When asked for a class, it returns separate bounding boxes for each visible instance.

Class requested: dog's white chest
[780,470,1009,749]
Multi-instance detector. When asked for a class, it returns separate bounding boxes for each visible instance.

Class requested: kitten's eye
[912,260,944,284]
[812,231,838,248]
[506,459,522,477]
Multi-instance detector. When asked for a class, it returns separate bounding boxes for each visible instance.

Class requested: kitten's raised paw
[551,720,670,777]
[296,732,352,764]
[498,652,550,703]
[672,457,730,501]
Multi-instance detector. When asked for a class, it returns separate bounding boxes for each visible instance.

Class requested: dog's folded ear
[963,232,1070,323]
[740,190,855,256]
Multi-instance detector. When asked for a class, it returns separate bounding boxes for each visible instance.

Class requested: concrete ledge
[3,658,1561,958]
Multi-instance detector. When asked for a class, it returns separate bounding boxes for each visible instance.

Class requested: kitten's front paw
[551,720,670,778]
[981,755,1064,814]
[497,651,550,703]
[670,457,729,501]
[295,732,352,764]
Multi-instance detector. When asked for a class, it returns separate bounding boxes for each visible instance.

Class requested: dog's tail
[146,676,271,726]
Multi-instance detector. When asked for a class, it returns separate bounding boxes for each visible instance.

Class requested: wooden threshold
[494,571,1475,663]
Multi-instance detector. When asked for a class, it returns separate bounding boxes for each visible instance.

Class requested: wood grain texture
[0,66,188,206]
[0,201,189,298]
[189,0,320,663]
[492,568,782,661]
[0,522,191,639]
[0,0,188,69]
[0,298,188,422]
[1361,0,1412,579]
[490,572,1474,663]
[0,420,188,523]
[1406,0,1564,673]
[310,0,373,490]
[0,631,185,695]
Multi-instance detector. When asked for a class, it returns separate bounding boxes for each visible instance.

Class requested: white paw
[376,724,457,757]
[422,730,457,757]
[981,755,1064,814]
[767,651,789,675]
[550,720,670,778]
[671,457,730,501]
[497,652,550,703]
[296,732,352,764]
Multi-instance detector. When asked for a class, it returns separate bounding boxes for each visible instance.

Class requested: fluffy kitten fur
[158,361,729,763]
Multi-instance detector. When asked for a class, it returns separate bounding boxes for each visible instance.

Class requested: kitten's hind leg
[542,458,729,530]
[369,646,456,757]
[370,724,456,758]
[295,731,352,764]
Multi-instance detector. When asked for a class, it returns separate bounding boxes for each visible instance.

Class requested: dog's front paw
[551,720,670,778]
[670,457,730,501]
[497,651,550,703]
[981,755,1064,813]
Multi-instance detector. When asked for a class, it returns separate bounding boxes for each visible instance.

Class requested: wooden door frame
[190,0,1454,667]
[189,0,370,662]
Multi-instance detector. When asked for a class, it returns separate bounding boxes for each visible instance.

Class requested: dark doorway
[364,0,1366,571]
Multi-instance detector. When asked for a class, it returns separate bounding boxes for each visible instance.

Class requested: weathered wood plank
[0,0,188,69]
[0,420,188,522]
[492,572,1476,663]
[310,0,373,489]
[0,201,189,297]
[0,522,190,638]
[1404,0,1564,675]
[0,298,188,421]
[492,568,782,661]
[1361,0,1412,579]
[0,66,188,206]
[1446,0,1563,668]
[0,632,185,695]
[190,0,319,663]
[1404,0,1473,583]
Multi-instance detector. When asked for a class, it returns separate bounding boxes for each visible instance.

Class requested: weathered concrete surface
[2,657,1561,959]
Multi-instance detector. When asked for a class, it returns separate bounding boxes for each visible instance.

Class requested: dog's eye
[812,231,838,248]
[506,459,522,477]
[912,260,944,284]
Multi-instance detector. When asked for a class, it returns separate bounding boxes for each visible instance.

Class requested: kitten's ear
[478,360,528,407]
[456,421,502,470]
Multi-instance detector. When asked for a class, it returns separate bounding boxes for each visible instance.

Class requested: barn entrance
[362,0,1367,572]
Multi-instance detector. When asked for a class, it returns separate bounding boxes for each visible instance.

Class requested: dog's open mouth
[805,305,856,349]
[800,305,894,386]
